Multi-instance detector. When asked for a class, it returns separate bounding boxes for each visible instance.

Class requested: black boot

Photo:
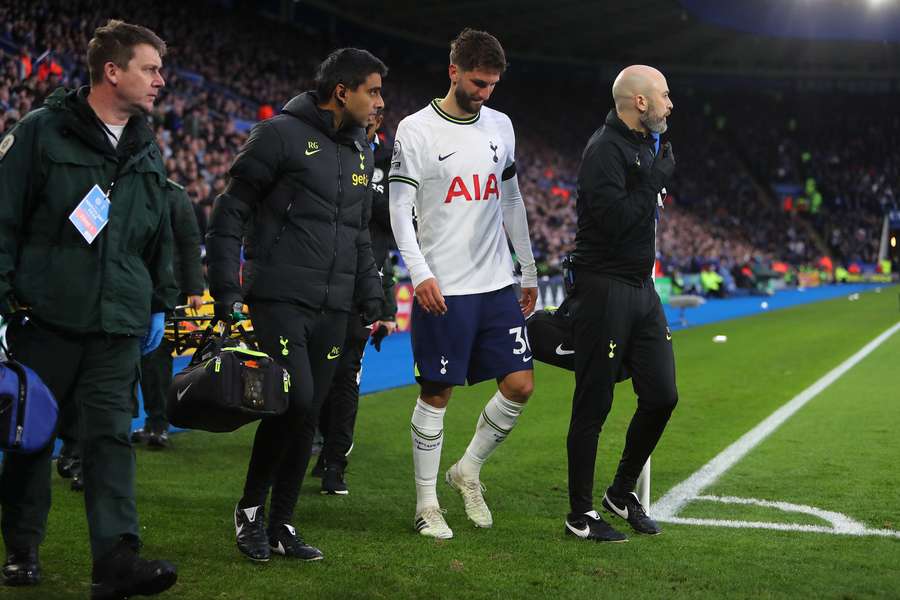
[147,429,170,449]
[3,546,40,586]
[56,448,80,479]
[71,459,84,492]
[91,535,177,600]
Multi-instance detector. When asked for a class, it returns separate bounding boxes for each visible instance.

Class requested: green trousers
[0,316,141,559]
[139,337,174,432]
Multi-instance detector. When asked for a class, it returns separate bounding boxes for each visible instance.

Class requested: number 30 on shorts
[509,326,532,357]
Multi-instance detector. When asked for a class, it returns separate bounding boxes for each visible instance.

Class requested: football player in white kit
[389,29,538,539]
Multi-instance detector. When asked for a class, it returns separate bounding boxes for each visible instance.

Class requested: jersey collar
[430,98,480,125]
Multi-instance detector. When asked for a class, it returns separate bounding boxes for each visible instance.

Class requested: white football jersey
[389,99,518,296]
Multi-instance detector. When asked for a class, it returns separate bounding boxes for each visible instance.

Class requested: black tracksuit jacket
[206,91,382,312]
[573,110,665,285]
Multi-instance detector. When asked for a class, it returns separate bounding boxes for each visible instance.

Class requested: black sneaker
[310,454,325,478]
[268,524,323,561]
[56,452,79,479]
[71,463,84,492]
[90,535,177,600]
[234,504,270,562]
[321,467,348,495]
[147,430,170,449]
[3,547,40,586]
[130,428,149,444]
[564,510,627,543]
[602,489,661,535]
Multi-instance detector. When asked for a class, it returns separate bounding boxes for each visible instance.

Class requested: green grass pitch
[3,287,899,599]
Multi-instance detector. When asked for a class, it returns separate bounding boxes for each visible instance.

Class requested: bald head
[612,65,673,134]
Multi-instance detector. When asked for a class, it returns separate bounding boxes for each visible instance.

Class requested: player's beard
[640,101,668,134]
[454,85,482,116]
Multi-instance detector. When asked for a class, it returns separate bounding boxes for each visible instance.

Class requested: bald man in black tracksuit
[564,65,678,543]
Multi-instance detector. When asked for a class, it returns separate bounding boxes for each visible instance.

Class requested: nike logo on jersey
[176,382,193,402]
[522,354,533,362]
[327,346,342,360]
[555,345,575,356]
[305,148,322,156]
[438,152,457,161]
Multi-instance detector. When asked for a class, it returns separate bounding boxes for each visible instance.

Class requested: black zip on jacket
[573,109,666,286]
[206,91,382,313]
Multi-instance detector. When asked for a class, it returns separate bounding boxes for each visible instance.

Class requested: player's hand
[187,295,204,312]
[519,287,537,316]
[415,278,447,315]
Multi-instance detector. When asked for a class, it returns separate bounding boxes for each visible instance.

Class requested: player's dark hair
[87,19,167,85]
[315,48,388,101]
[449,28,507,73]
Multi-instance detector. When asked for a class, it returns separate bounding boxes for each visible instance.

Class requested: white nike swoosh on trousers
[176,382,193,402]
[555,345,575,355]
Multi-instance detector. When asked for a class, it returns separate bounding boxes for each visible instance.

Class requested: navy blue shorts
[411,285,533,386]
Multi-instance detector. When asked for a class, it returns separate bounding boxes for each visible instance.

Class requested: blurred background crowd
[2,0,897,299]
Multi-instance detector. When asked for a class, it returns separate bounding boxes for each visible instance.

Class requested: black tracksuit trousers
[317,317,369,470]
[567,273,678,514]
[239,302,347,529]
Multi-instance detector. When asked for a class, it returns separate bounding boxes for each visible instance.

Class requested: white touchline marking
[653,320,900,537]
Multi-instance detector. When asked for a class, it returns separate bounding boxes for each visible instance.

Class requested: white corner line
[689,495,900,538]
[660,516,900,538]
[654,320,900,521]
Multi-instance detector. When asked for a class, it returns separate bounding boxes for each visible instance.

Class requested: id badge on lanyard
[68,184,111,244]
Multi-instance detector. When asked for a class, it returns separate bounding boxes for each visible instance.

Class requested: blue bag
[0,359,59,454]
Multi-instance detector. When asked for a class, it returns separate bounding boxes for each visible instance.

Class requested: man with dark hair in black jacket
[314,107,397,496]
[206,48,386,563]
[564,65,678,543]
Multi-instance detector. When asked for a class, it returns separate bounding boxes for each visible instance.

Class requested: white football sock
[411,397,445,513]
[458,390,525,480]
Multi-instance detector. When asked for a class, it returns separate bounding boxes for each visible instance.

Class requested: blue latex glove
[140,312,165,355]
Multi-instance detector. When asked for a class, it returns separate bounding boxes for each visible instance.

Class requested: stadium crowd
[1,0,895,282]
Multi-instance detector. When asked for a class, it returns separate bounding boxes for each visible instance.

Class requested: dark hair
[314,48,388,100]
[87,19,167,85]
[449,28,507,73]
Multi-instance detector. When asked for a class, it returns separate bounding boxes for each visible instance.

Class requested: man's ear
[105,61,119,86]
[634,93,648,113]
[334,83,347,106]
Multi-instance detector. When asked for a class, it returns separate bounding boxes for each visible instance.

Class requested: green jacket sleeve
[168,181,205,296]
[0,121,37,317]
[145,194,178,313]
